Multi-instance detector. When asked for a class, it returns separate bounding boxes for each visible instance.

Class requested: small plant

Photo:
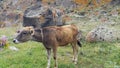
[0,35,9,48]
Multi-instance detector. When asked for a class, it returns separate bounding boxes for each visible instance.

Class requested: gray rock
[86,26,120,42]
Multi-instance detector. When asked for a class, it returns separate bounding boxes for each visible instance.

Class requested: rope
[40,28,44,41]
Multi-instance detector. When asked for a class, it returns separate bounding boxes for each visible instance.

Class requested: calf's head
[13,27,34,43]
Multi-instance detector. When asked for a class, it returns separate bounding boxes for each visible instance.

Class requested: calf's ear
[30,29,34,35]
[28,26,34,35]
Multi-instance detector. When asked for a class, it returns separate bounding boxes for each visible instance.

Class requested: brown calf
[13,24,81,68]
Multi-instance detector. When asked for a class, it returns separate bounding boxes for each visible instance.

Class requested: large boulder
[23,4,66,28]
[86,26,120,42]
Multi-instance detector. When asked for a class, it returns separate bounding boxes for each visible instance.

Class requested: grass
[0,27,120,68]
[78,41,120,68]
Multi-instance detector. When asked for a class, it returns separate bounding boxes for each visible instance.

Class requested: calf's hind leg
[72,42,79,64]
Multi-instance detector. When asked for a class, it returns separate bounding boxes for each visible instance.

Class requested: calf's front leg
[46,48,51,68]
[53,47,58,68]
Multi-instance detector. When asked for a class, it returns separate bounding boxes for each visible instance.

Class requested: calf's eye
[17,30,20,33]
[23,32,27,35]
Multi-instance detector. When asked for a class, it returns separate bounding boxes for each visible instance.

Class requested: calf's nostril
[13,39,19,43]
[13,40,16,43]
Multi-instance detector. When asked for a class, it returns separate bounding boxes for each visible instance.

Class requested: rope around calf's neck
[40,28,44,41]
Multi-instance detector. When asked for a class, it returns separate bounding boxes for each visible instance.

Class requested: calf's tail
[77,40,82,47]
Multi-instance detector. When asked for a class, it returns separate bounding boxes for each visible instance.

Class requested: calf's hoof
[54,66,58,68]
[72,59,78,65]
[74,61,78,65]
[46,66,50,68]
